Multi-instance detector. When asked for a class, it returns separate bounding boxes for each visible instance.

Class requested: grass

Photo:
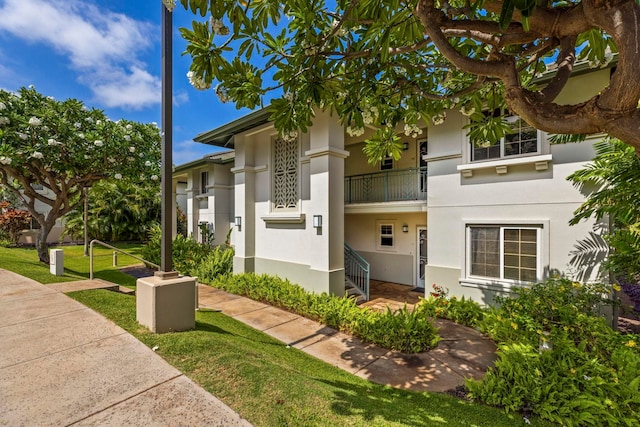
[0,243,145,287]
[0,246,556,426]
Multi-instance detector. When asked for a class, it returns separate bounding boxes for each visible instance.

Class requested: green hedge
[204,273,439,353]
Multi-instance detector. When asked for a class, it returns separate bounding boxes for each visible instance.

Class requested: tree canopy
[0,86,161,262]
[175,0,640,158]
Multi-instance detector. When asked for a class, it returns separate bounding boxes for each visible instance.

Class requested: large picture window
[273,137,299,210]
[471,115,539,162]
[469,225,538,282]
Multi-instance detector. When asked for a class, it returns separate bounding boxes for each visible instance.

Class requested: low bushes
[415,284,485,327]
[467,278,640,426]
[141,225,233,278]
[205,273,439,353]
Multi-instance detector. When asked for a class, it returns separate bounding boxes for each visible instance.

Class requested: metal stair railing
[344,243,370,301]
[89,239,159,280]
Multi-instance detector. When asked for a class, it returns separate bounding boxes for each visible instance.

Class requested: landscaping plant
[416,283,485,328]
[467,277,640,426]
[206,273,439,353]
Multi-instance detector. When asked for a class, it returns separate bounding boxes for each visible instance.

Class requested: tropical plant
[0,87,161,262]
[63,180,160,242]
[173,0,640,159]
[0,201,32,245]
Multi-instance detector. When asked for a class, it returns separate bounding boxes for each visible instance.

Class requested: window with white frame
[379,223,394,248]
[468,225,539,282]
[272,136,299,210]
[470,114,539,162]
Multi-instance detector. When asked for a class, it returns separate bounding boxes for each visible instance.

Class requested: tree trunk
[36,223,52,264]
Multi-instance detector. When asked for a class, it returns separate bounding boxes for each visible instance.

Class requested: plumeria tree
[0,87,161,263]
[173,0,640,159]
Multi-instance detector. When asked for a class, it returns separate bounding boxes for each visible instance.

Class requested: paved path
[0,269,251,426]
[197,285,497,392]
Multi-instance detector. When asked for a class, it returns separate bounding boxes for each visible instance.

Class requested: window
[379,223,394,248]
[273,137,299,210]
[469,225,538,282]
[380,156,393,170]
[200,171,208,195]
[471,114,539,162]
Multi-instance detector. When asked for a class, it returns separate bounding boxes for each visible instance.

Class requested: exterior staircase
[344,243,370,303]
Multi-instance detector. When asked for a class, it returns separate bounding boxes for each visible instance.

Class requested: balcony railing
[344,167,427,204]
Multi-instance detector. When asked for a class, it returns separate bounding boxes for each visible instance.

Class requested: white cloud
[173,90,189,107]
[0,0,160,109]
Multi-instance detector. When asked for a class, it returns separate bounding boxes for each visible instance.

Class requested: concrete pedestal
[50,249,64,276]
[136,275,196,333]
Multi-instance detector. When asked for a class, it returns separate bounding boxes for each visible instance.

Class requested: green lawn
[0,246,555,427]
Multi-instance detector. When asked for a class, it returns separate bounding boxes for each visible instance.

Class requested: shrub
[467,277,640,426]
[195,246,234,282]
[206,273,439,353]
[416,284,485,327]
[0,201,32,245]
[141,225,217,276]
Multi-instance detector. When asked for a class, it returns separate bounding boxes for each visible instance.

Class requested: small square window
[379,223,394,248]
[380,157,393,171]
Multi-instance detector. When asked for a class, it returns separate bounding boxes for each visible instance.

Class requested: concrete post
[136,275,196,333]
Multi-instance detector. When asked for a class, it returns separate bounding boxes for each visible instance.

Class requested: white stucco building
[177,65,612,305]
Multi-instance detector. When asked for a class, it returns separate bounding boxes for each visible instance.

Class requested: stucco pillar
[231,135,256,273]
[186,170,197,238]
[306,110,349,296]
[171,179,177,238]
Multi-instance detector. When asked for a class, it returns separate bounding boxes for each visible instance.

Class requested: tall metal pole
[160,3,174,275]
[83,187,88,256]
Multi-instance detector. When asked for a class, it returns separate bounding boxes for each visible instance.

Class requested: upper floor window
[380,156,394,171]
[470,114,539,162]
[200,171,208,195]
[273,136,299,210]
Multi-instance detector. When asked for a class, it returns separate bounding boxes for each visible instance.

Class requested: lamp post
[159,1,175,277]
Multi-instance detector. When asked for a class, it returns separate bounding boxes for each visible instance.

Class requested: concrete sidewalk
[0,269,251,426]
[197,285,497,393]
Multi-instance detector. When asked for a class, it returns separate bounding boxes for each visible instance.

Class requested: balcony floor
[360,280,424,312]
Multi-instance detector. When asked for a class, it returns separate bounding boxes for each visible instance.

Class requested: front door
[417,227,427,289]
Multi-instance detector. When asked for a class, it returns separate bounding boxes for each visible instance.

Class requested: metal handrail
[344,243,370,301]
[345,166,427,204]
[89,239,159,280]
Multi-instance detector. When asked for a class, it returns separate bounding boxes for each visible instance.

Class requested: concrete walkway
[0,269,251,426]
[197,285,497,392]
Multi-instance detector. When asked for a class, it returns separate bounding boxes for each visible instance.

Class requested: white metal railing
[89,239,159,280]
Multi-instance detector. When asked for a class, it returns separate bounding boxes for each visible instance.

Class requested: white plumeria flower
[188,71,211,90]
[346,126,365,137]
[114,173,122,180]
[28,117,42,126]
[124,135,131,141]
[432,112,446,126]
[78,133,85,139]
[94,140,103,147]
[126,124,133,130]
[47,138,62,146]
[460,105,475,117]
[0,116,9,125]
[0,156,11,165]
[32,151,43,159]
[0,102,6,110]
[150,175,158,181]
[151,122,158,128]
[85,117,94,124]
[74,122,82,128]
[18,133,27,140]
[96,120,103,125]
[107,157,115,163]
[129,146,135,153]
[162,0,175,11]
[145,160,152,167]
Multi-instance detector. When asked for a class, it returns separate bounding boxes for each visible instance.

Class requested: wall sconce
[402,224,409,233]
[234,216,242,231]
[402,142,409,151]
[313,215,323,228]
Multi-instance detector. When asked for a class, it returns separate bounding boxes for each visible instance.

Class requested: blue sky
[0,0,253,164]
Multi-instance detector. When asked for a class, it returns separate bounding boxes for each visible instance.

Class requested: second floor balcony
[345,167,427,204]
